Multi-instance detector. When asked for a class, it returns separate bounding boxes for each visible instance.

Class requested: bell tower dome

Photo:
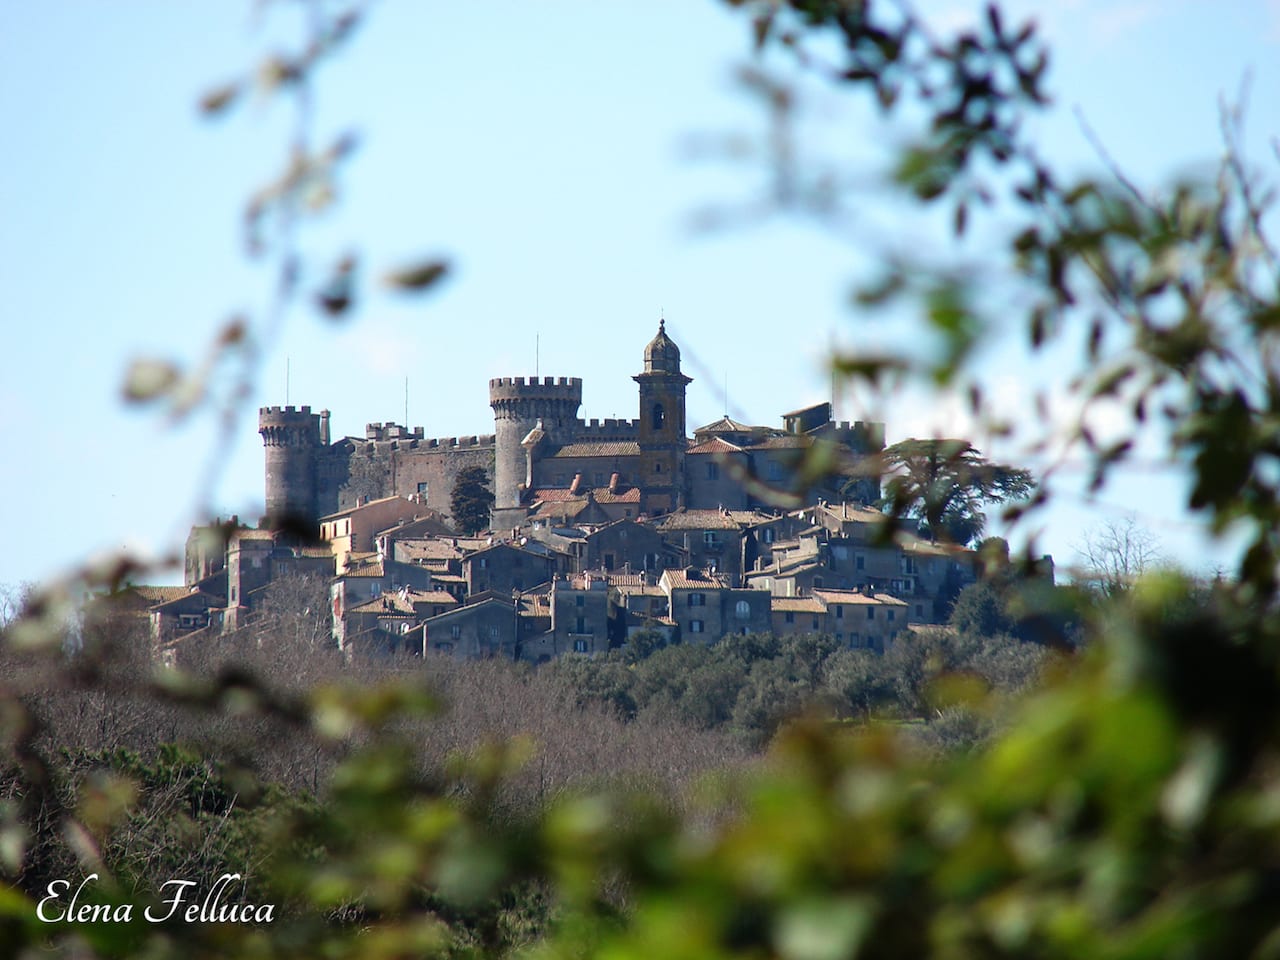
[633,319,692,514]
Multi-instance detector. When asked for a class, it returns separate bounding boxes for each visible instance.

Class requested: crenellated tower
[258,405,323,532]
[633,319,692,515]
[489,376,583,516]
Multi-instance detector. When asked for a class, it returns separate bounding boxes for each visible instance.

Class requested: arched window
[652,402,665,429]
[736,600,751,619]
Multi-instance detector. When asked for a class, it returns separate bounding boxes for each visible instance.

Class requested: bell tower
[633,319,691,515]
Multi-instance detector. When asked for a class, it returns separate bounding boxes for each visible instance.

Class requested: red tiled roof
[548,441,641,458]
[812,589,907,606]
[655,510,745,531]
[660,568,730,590]
[687,437,746,455]
[127,585,194,605]
[771,597,826,613]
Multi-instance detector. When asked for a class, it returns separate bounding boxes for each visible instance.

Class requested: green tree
[449,465,494,535]
[878,438,1035,546]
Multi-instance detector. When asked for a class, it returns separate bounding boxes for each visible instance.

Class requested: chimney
[609,472,620,494]
[569,473,582,495]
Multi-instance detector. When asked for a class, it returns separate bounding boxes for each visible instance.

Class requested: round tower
[488,376,583,511]
[634,319,692,514]
[258,405,322,532]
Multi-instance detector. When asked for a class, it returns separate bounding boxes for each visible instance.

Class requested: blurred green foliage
[6,0,1280,956]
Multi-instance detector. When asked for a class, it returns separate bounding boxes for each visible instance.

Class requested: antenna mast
[286,357,290,405]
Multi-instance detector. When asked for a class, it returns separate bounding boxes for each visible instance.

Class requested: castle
[258,322,886,531]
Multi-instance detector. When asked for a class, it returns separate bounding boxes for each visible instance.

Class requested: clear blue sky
[3,1,1277,589]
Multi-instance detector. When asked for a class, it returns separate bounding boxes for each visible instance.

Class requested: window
[704,532,719,546]
[689,619,704,634]
[866,607,875,620]
[856,554,865,571]
[489,626,500,640]
[652,402,665,428]
[575,617,586,633]
[836,605,844,620]
[851,632,861,647]
[785,611,795,624]
[436,641,454,654]
[688,592,706,607]
[888,609,895,622]
[735,600,750,619]
[450,625,461,639]
[574,639,589,653]
[707,462,719,480]
[417,482,429,495]
[762,528,775,544]
[812,617,820,630]
[478,557,488,569]
[655,462,663,474]
[576,594,584,607]
[604,553,615,571]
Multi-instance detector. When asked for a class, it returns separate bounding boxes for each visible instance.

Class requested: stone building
[259,322,885,535]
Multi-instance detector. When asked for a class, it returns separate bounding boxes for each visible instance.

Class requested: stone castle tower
[633,320,691,514]
[258,405,325,531]
[488,376,583,514]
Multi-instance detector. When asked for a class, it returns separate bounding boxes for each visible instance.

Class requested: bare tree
[1074,517,1163,597]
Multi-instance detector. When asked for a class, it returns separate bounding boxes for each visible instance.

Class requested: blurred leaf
[383,258,451,292]
[198,81,240,116]
[122,358,180,403]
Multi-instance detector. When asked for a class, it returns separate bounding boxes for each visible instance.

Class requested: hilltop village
[135,324,992,661]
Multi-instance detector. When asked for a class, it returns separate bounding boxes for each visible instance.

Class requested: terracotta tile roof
[528,483,640,507]
[752,435,811,450]
[349,588,458,615]
[375,514,455,540]
[395,539,465,561]
[655,509,745,532]
[152,590,222,611]
[232,528,276,541]
[660,568,730,590]
[431,573,467,585]
[530,488,582,503]
[319,495,410,522]
[615,581,666,597]
[771,597,827,613]
[340,558,385,578]
[548,441,641,458]
[128,585,195,605]
[687,437,746,455]
[293,546,335,558]
[694,416,756,434]
[814,503,888,524]
[813,588,908,607]
[520,595,551,615]
[901,535,972,558]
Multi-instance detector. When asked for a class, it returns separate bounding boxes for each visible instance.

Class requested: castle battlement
[576,417,641,439]
[365,422,426,441]
[488,376,584,404]
[260,404,315,419]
